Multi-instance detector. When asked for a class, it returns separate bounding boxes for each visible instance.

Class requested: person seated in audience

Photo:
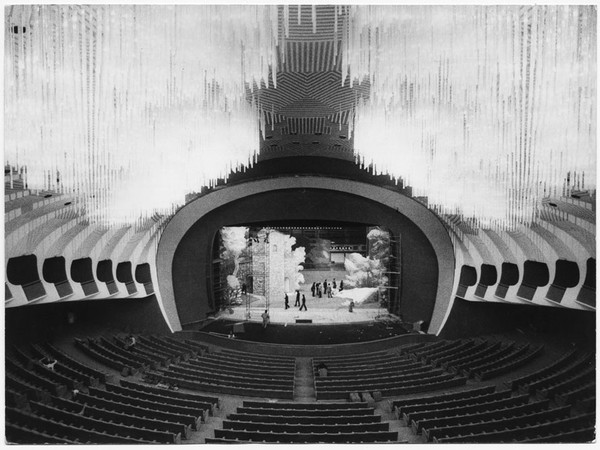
[125,335,136,350]
[40,357,57,371]
[317,362,328,377]
[169,383,179,391]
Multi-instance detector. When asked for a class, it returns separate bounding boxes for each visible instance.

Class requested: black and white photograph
[3,3,596,445]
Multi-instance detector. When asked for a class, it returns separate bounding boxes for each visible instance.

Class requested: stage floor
[214,288,393,325]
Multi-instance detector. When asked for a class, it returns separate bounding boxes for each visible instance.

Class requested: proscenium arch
[156,177,455,335]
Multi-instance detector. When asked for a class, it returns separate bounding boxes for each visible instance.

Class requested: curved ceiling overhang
[156,176,455,334]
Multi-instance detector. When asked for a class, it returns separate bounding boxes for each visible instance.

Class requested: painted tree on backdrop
[307,238,331,268]
[220,227,249,310]
[344,228,390,288]
[283,235,306,291]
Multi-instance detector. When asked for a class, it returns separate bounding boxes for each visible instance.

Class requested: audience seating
[512,352,594,400]
[104,383,213,417]
[87,385,207,426]
[6,387,31,409]
[400,390,513,424]
[138,336,190,361]
[98,337,157,369]
[312,348,467,400]
[6,357,68,397]
[315,372,466,400]
[409,393,531,433]
[159,370,295,399]
[396,342,430,355]
[6,373,52,403]
[424,340,476,365]
[574,395,595,414]
[424,405,571,442]
[418,340,545,380]
[6,406,153,444]
[519,427,596,443]
[76,391,202,431]
[112,335,172,367]
[30,401,180,443]
[440,341,502,371]
[419,399,552,439]
[6,422,78,444]
[237,406,376,417]
[435,340,490,368]
[74,338,134,376]
[150,347,296,398]
[149,335,199,358]
[409,340,464,363]
[211,429,399,443]
[392,385,495,418]
[392,341,595,444]
[120,378,220,409]
[505,348,579,391]
[4,334,594,444]
[180,338,211,354]
[476,344,544,380]
[210,401,400,443]
[52,396,191,439]
[41,342,111,383]
[433,412,596,443]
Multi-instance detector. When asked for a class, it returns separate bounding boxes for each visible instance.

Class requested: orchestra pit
[4,4,596,445]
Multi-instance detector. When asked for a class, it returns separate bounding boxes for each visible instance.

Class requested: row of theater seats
[404,339,544,381]
[5,334,593,444]
[311,347,466,400]
[156,347,297,399]
[5,336,221,444]
[391,349,595,443]
[311,339,543,400]
[7,381,219,444]
[506,349,595,409]
[74,335,207,376]
[6,340,114,402]
[207,401,402,443]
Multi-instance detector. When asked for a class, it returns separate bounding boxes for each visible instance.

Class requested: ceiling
[252,5,370,161]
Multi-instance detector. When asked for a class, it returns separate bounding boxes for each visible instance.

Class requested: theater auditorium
[4,4,596,444]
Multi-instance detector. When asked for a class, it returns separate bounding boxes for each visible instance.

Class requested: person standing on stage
[311,282,316,297]
[339,280,344,291]
[284,293,289,309]
[332,278,337,289]
[327,284,333,298]
[294,289,301,307]
[299,294,307,311]
[261,310,270,328]
[323,279,328,294]
[318,283,323,298]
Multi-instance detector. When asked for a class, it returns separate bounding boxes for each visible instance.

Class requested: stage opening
[210,221,401,328]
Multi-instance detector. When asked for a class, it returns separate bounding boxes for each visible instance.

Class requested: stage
[214,287,392,325]
[199,315,409,346]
